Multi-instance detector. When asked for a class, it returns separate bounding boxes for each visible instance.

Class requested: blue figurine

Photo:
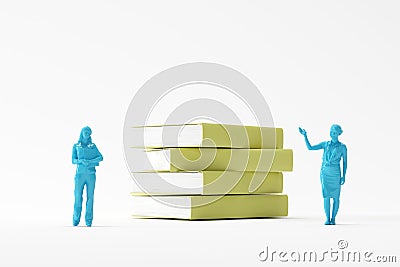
[72,126,103,227]
[299,125,347,225]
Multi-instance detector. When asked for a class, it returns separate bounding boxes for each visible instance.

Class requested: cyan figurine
[299,125,347,225]
[72,126,103,227]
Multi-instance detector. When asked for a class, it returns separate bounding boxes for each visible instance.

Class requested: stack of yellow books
[129,123,293,220]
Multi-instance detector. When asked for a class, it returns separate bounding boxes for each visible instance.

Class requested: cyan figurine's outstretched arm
[340,145,347,185]
[298,127,324,150]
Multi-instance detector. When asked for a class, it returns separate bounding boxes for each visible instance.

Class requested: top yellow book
[130,123,283,149]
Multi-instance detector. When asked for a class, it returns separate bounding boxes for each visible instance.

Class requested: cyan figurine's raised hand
[298,127,307,136]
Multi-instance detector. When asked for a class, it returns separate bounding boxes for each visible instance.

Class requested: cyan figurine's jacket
[72,143,103,174]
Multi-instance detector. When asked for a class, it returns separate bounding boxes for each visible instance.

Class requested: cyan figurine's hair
[330,124,343,135]
[78,126,92,144]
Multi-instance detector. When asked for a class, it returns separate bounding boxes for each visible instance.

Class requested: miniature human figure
[72,126,103,227]
[299,125,347,225]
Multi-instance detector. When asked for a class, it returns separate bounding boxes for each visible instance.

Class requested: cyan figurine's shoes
[86,221,92,227]
[323,219,337,225]
[73,220,79,226]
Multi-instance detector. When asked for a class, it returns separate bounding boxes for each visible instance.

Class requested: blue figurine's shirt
[322,141,345,166]
[320,141,346,198]
[72,143,102,174]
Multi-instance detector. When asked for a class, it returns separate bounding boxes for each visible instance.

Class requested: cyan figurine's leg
[331,198,340,225]
[73,174,85,226]
[323,198,331,225]
[85,174,96,227]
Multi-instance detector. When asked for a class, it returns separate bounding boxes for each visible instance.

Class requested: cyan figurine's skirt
[320,164,341,198]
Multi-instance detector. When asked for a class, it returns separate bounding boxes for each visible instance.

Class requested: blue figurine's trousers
[73,173,96,225]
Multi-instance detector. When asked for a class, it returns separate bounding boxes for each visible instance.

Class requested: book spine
[203,171,283,194]
[190,194,288,220]
[202,123,284,149]
[169,148,293,172]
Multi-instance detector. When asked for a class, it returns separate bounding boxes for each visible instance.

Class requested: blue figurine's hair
[331,124,343,135]
[78,126,92,144]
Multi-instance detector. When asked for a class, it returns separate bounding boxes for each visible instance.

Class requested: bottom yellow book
[131,194,288,220]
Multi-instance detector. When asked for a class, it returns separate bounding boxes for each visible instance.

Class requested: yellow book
[131,171,283,195]
[131,123,283,149]
[131,194,288,220]
[134,148,293,172]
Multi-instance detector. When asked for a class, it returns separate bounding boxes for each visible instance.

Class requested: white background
[0,1,399,266]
